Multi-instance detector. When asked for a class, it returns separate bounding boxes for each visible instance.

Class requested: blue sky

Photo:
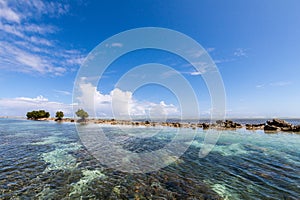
[0,0,299,118]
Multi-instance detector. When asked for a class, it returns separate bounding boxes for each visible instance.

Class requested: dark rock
[76,119,87,123]
[202,123,210,129]
[281,127,294,132]
[235,123,243,128]
[293,125,300,132]
[246,123,265,130]
[226,123,232,128]
[216,120,223,124]
[264,124,280,132]
[215,120,243,129]
[225,120,233,124]
[267,119,292,128]
[266,119,295,132]
[197,123,203,128]
[254,123,265,127]
[172,123,181,128]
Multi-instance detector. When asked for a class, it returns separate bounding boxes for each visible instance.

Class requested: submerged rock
[69,169,105,198]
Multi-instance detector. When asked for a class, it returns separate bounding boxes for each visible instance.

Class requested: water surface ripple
[0,119,299,199]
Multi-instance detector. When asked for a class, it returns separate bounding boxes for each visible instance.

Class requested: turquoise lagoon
[0,119,299,199]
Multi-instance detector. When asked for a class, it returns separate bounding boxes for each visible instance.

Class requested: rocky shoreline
[262,119,300,132]
[29,117,300,133]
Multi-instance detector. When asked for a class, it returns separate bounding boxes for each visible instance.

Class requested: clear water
[0,119,299,199]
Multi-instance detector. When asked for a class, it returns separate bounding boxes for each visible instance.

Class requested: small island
[25,109,300,134]
[26,110,50,120]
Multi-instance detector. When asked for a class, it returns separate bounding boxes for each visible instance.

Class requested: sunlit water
[0,119,299,199]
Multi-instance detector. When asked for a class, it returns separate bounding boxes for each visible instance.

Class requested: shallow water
[0,119,299,199]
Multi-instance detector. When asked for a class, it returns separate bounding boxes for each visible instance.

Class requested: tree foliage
[75,109,89,120]
[26,110,50,119]
[55,111,64,120]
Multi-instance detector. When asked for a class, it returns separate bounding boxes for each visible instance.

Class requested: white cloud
[159,70,179,78]
[0,41,72,75]
[15,51,46,73]
[0,22,24,37]
[0,95,73,117]
[0,88,180,118]
[111,43,123,47]
[0,0,20,23]
[0,0,86,75]
[17,95,48,102]
[188,62,210,75]
[187,49,205,58]
[28,36,53,46]
[234,48,248,57]
[269,81,292,87]
[256,81,292,89]
[0,0,69,23]
[111,88,133,117]
[75,80,179,119]
[0,9,20,22]
[16,0,69,20]
[54,90,72,96]
[214,58,235,64]
[66,57,85,66]
[105,42,123,48]
[180,60,213,75]
[190,71,202,76]
[256,84,265,88]
[21,23,58,34]
[148,101,178,118]
[206,47,215,52]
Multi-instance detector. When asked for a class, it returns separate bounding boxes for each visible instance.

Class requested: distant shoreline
[3,117,297,134]
[2,116,300,121]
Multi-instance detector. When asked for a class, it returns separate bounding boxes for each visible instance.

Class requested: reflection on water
[0,119,300,199]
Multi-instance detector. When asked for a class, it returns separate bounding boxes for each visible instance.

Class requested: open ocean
[0,118,299,199]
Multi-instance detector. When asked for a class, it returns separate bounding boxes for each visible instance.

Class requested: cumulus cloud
[75,80,179,119]
[0,95,73,117]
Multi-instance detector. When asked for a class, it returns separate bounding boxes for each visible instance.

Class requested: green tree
[26,110,50,120]
[75,109,89,120]
[55,111,64,120]
[26,112,33,119]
